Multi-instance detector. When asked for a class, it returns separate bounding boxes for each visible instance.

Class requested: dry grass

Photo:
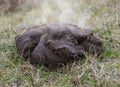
[0,0,120,87]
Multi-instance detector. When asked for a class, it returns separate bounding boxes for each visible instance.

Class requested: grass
[0,0,120,87]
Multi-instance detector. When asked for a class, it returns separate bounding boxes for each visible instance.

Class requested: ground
[0,0,120,87]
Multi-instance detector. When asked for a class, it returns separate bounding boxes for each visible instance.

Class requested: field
[0,0,120,87]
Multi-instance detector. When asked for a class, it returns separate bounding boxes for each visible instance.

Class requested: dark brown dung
[15,24,103,68]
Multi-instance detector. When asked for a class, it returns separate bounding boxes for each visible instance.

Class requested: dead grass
[0,0,120,87]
